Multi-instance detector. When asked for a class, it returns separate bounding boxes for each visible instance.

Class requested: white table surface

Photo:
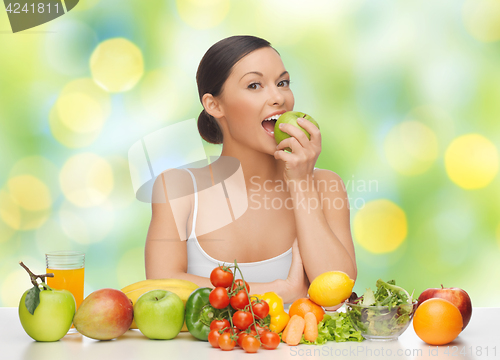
[1,307,499,360]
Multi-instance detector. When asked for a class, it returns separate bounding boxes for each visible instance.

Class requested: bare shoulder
[313,168,346,195]
[152,168,195,202]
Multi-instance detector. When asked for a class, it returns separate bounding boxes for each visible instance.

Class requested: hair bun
[198,110,223,144]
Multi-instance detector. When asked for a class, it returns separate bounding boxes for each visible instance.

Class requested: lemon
[307,271,355,307]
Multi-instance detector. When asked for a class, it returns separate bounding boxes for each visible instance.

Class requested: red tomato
[224,326,238,334]
[242,335,261,353]
[250,323,267,336]
[218,333,236,351]
[231,279,250,293]
[230,289,250,310]
[210,266,233,288]
[210,318,230,332]
[260,330,280,350]
[233,310,254,330]
[252,300,270,319]
[208,329,221,348]
[237,328,257,347]
[209,287,230,309]
[237,332,248,347]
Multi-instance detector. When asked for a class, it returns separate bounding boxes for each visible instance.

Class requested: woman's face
[216,47,295,155]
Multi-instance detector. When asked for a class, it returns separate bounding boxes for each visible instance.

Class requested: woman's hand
[274,117,321,184]
[279,239,309,304]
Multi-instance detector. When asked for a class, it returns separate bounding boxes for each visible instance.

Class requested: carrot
[304,312,318,342]
[281,318,291,343]
[285,315,306,346]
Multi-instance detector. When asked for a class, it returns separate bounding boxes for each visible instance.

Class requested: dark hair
[196,35,274,144]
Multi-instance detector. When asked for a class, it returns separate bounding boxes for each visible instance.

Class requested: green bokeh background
[1,0,499,307]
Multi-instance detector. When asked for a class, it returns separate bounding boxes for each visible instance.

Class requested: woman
[145,35,357,307]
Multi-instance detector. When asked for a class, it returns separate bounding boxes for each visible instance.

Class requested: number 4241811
[5,2,61,14]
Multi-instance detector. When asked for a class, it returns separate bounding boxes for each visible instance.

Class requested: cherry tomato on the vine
[260,330,280,350]
[251,300,270,319]
[231,279,250,293]
[232,310,253,330]
[208,329,221,348]
[242,335,261,353]
[237,329,257,347]
[230,289,250,310]
[250,323,267,336]
[210,266,233,288]
[209,287,230,309]
[210,318,230,332]
[218,332,236,351]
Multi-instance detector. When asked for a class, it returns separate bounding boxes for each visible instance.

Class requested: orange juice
[46,267,85,309]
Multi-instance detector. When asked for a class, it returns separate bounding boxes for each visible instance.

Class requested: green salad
[299,311,365,344]
[347,279,416,337]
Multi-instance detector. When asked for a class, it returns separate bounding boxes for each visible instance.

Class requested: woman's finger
[278,122,310,148]
[276,136,304,155]
[274,148,295,162]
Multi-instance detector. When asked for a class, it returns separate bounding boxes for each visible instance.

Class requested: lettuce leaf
[296,312,364,345]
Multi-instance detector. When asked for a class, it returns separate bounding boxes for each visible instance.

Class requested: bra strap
[184,169,198,239]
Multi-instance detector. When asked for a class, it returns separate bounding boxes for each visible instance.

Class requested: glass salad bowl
[345,300,418,341]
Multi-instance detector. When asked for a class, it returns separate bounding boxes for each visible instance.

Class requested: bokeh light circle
[50,78,111,148]
[9,156,60,200]
[7,175,52,212]
[0,188,21,230]
[176,0,230,29]
[0,187,49,231]
[384,121,439,176]
[444,134,499,189]
[60,153,114,207]
[90,38,144,93]
[56,93,105,133]
[353,199,408,254]
[463,0,500,42]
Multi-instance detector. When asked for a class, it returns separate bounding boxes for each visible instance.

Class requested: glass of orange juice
[45,251,85,332]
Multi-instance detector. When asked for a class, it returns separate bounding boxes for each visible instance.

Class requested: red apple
[417,285,472,330]
[74,288,134,340]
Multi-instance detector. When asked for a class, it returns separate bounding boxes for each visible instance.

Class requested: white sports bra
[184,168,293,284]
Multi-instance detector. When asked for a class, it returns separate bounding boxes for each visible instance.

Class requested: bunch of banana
[121,278,199,332]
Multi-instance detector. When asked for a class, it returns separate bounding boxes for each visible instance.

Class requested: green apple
[134,289,184,340]
[18,284,76,342]
[274,111,320,152]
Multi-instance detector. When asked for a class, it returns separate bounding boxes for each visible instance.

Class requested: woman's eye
[248,82,261,90]
[278,80,290,87]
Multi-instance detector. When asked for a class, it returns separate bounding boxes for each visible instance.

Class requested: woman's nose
[268,86,285,106]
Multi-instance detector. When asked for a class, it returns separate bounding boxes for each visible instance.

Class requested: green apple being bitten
[274,111,320,152]
[134,289,185,340]
[19,284,76,342]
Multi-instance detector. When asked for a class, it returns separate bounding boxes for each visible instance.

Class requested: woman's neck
[219,142,285,187]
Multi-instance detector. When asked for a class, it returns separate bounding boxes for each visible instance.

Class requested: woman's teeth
[263,114,281,121]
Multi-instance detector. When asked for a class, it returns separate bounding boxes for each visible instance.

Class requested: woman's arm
[290,169,357,282]
[145,170,289,298]
[274,118,358,284]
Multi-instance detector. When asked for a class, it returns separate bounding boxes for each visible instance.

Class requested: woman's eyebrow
[240,70,289,81]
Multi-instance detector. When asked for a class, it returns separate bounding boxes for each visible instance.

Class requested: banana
[121,278,198,294]
[124,285,198,332]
